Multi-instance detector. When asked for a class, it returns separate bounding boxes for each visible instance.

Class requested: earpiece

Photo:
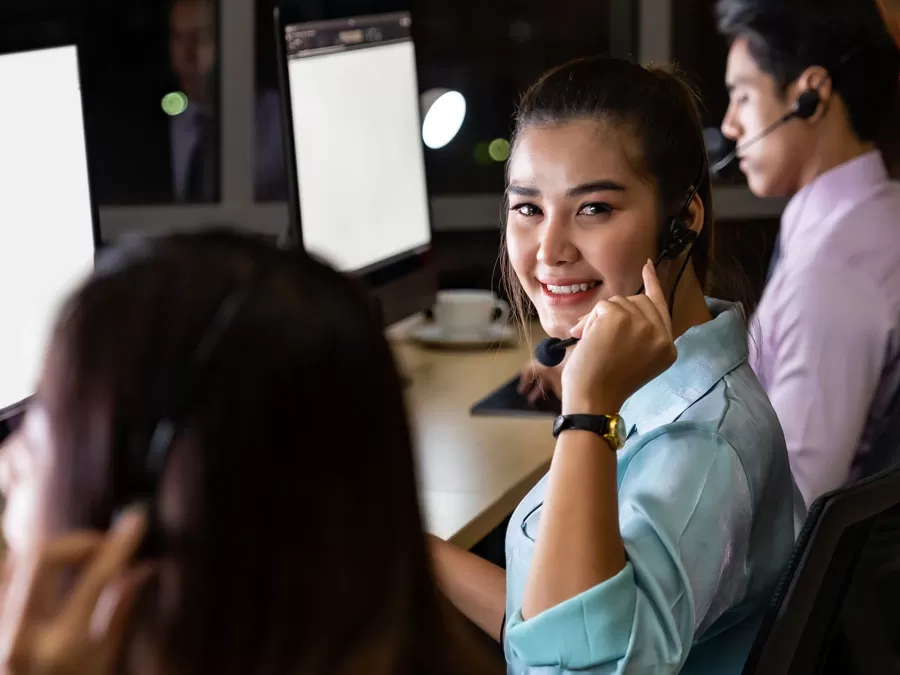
[658,218,698,261]
[791,89,821,121]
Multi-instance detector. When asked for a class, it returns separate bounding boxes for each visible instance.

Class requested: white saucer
[410,322,518,349]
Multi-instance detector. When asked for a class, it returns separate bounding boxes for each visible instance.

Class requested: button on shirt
[750,151,900,507]
[504,300,801,674]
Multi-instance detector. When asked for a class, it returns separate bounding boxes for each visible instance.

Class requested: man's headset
[711,42,877,176]
[534,161,706,368]
[711,88,822,175]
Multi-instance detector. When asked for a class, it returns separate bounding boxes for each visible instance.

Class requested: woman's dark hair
[716,0,900,143]
[39,230,496,675]
[501,56,726,326]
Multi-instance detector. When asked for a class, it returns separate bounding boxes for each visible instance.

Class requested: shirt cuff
[505,562,637,670]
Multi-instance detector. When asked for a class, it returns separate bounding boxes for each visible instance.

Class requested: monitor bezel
[274,4,436,321]
[0,31,101,425]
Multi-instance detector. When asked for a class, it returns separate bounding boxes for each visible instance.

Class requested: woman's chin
[533,303,581,338]
[538,315,576,340]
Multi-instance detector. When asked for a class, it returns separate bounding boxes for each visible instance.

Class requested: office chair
[858,379,900,477]
[741,458,900,675]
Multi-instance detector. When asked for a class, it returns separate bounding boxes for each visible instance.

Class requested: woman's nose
[536,214,579,267]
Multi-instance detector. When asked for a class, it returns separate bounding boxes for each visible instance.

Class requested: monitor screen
[282,12,431,275]
[0,45,96,422]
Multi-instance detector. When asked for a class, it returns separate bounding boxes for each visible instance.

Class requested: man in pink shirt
[717,0,900,507]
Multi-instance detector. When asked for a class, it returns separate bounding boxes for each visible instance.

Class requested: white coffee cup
[432,290,510,334]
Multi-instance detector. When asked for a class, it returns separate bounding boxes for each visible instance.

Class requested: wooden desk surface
[389,318,555,549]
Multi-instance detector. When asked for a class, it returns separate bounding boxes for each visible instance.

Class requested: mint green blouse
[504,300,803,674]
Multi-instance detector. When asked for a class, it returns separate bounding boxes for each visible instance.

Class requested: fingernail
[646,258,653,267]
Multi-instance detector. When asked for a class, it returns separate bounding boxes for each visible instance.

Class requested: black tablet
[470,375,561,418]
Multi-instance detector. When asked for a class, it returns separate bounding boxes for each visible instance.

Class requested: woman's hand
[0,507,153,675]
[561,261,676,415]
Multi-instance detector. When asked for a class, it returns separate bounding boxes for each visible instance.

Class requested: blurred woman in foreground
[0,230,499,675]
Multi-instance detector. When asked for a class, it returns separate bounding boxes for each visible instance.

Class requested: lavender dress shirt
[750,150,900,507]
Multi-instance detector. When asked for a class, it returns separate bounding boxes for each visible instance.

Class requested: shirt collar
[619,299,747,437]
[781,150,888,254]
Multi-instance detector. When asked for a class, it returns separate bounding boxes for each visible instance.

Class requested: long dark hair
[39,230,496,675]
[500,56,722,327]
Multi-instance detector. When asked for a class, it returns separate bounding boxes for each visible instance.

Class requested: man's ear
[792,66,831,122]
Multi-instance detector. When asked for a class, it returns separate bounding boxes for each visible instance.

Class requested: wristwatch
[552,413,626,450]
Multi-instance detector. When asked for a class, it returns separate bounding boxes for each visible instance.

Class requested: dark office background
[0,0,778,300]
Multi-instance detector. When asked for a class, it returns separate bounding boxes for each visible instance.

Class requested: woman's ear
[685,193,705,236]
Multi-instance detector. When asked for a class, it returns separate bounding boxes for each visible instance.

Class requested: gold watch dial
[607,415,626,449]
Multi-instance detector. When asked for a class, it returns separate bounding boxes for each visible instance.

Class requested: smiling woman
[504,121,675,337]
[429,56,800,675]
[501,59,714,342]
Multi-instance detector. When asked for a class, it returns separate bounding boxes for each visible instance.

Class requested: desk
[389,318,555,550]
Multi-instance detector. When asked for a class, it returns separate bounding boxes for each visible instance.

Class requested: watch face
[609,415,626,448]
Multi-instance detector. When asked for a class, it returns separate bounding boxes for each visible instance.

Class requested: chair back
[742,459,900,674]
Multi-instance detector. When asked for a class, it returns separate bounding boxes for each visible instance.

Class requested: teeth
[546,282,598,295]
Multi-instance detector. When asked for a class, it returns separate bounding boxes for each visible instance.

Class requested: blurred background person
[167,0,286,203]
[91,0,286,204]
[717,0,900,506]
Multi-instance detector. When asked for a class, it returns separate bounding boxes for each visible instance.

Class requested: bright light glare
[422,90,466,149]
[162,91,188,116]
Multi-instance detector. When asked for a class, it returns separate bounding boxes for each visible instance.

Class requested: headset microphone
[711,89,821,175]
[535,336,577,367]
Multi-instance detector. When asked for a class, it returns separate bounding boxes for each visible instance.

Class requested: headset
[712,88,822,175]
[657,168,704,267]
[710,41,875,177]
[111,274,262,558]
[535,155,707,368]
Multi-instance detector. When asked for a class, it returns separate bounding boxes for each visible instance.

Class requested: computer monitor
[0,43,99,426]
[275,8,436,326]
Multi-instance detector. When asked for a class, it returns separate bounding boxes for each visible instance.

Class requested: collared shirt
[169,102,205,202]
[504,300,801,675]
[750,150,900,507]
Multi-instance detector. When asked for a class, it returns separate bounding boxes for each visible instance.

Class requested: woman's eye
[511,203,540,217]
[578,202,613,217]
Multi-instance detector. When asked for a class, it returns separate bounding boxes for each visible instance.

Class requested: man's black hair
[717,0,900,141]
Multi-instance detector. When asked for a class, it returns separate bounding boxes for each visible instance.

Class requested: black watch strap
[552,413,625,449]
